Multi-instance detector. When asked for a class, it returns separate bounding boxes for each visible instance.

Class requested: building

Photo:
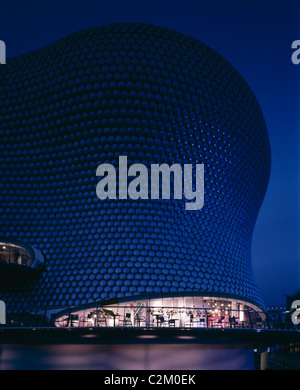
[0,23,288,370]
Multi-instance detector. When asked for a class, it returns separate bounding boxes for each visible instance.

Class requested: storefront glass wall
[54,296,264,329]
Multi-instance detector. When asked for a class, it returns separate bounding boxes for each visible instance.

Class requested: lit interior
[53,296,265,328]
[0,242,32,266]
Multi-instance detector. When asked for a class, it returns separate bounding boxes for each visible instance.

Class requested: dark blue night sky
[0,0,299,306]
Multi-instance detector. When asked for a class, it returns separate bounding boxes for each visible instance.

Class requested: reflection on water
[0,344,254,370]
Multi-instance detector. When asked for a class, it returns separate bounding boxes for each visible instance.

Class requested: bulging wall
[0,23,271,310]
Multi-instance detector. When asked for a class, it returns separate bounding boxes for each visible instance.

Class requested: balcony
[0,239,44,285]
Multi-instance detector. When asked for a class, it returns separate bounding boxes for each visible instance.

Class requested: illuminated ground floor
[53,295,265,329]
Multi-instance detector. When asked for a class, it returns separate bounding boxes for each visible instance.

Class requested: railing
[1,305,298,331]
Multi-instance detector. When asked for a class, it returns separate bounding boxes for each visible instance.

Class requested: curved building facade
[0,24,271,321]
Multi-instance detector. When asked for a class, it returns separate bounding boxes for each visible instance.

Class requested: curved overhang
[0,238,45,285]
[108,292,267,313]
